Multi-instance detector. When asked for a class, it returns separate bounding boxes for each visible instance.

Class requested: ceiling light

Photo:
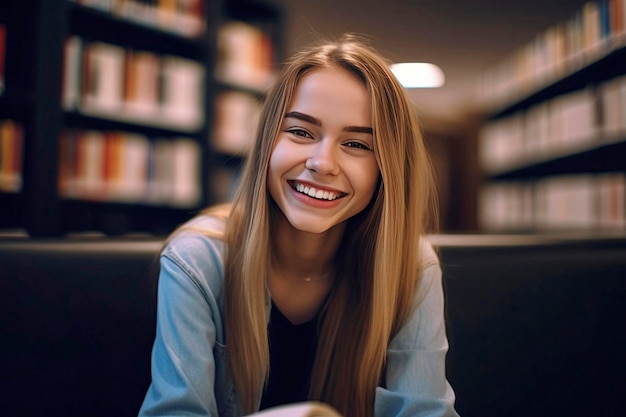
[390,62,445,88]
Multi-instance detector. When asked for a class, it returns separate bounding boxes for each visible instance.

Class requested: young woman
[139,35,459,417]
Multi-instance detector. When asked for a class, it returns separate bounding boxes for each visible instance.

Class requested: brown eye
[287,128,313,139]
[344,141,371,151]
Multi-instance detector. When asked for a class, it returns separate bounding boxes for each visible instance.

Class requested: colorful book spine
[61,38,205,131]
[480,0,626,107]
[215,21,275,90]
[479,84,607,175]
[212,91,261,155]
[72,0,206,37]
[479,174,626,231]
[0,120,24,193]
[58,129,201,207]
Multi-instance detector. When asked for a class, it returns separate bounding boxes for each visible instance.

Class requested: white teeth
[294,182,339,201]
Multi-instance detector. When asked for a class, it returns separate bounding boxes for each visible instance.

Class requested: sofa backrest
[434,235,626,417]
[1,235,625,417]
[0,238,162,417]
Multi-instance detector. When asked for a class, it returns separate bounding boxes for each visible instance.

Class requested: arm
[375,258,459,417]
[139,235,230,416]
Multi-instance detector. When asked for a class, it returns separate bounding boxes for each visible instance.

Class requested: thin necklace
[270,258,334,283]
[303,272,331,282]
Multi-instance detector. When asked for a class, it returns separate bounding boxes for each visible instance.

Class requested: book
[0,119,24,193]
[216,21,274,90]
[479,0,626,107]
[169,137,201,207]
[104,0,206,37]
[61,36,82,110]
[123,49,160,119]
[212,90,260,155]
[58,128,202,207]
[68,37,204,131]
[479,173,626,232]
[247,402,343,417]
[161,55,204,130]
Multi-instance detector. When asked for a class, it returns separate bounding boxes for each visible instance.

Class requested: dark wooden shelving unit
[0,0,284,236]
[478,7,626,234]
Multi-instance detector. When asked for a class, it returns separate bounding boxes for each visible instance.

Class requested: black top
[259,302,319,410]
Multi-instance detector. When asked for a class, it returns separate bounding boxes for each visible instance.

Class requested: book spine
[479,174,626,231]
[216,21,275,90]
[212,91,261,155]
[78,0,206,37]
[57,128,201,207]
[61,36,83,110]
[0,120,24,193]
[480,0,626,106]
[66,36,205,131]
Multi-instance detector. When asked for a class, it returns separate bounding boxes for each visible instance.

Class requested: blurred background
[1,4,625,417]
[1,0,624,236]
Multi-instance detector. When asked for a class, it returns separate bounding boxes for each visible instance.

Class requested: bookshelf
[477,0,626,233]
[210,1,284,203]
[0,0,284,236]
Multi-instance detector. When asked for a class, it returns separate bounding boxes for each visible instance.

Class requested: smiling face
[267,67,380,235]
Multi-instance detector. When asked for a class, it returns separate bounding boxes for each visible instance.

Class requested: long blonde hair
[220,35,438,417]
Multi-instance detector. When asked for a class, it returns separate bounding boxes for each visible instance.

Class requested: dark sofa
[1,234,625,417]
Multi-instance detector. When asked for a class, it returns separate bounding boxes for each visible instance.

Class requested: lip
[287,180,347,208]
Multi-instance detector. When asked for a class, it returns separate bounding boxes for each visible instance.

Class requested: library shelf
[486,137,626,180]
[488,40,626,119]
[477,0,626,234]
[0,0,284,237]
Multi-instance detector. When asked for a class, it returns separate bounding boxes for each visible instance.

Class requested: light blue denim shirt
[138,216,459,417]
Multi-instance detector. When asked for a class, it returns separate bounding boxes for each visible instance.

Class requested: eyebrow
[284,111,373,135]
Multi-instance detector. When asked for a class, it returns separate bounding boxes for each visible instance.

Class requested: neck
[271,215,343,281]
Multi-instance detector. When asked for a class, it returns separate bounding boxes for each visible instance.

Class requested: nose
[305,140,340,176]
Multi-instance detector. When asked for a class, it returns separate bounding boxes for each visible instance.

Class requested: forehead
[287,67,372,126]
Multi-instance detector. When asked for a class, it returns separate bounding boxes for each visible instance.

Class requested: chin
[283,212,343,235]
[288,220,333,235]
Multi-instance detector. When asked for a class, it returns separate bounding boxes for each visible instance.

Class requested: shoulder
[161,215,227,297]
[419,237,440,270]
[388,238,445,349]
[418,238,441,294]
[413,237,442,305]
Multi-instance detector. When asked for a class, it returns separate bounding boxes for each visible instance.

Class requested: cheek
[355,161,380,201]
[268,139,294,173]
[267,141,294,198]
[267,142,285,179]
[365,160,381,191]
[267,153,282,198]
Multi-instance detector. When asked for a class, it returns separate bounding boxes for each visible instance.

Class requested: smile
[289,181,345,201]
